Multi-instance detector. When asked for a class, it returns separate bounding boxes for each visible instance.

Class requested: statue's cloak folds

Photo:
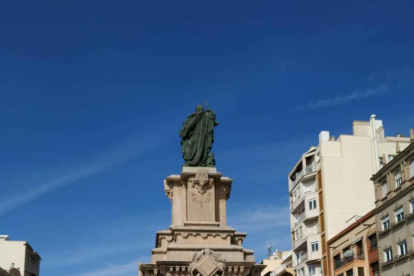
[179,111,216,166]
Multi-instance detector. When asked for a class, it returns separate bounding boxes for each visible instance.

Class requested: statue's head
[195,104,204,113]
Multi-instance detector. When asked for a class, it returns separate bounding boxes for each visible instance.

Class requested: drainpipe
[370,114,379,173]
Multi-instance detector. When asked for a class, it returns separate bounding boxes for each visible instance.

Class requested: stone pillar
[217,184,227,227]
[173,182,183,226]
[181,180,187,223]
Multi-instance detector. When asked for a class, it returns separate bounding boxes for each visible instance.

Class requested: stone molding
[140,262,261,276]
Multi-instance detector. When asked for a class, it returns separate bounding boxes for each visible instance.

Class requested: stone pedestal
[139,167,265,276]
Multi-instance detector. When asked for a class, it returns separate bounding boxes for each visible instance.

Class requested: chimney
[319,131,330,144]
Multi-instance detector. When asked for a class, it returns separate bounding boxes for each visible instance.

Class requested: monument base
[139,168,265,276]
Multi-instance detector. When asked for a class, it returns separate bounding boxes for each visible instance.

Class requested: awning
[350,237,362,245]
[343,249,353,257]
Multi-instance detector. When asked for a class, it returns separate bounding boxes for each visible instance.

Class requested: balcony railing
[293,213,305,226]
[273,263,292,275]
[291,170,304,187]
[306,163,315,174]
[334,254,364,270]
[296,253,308,265]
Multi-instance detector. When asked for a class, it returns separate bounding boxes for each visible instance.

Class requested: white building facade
[288,116,410,276]
[0,235,41,276]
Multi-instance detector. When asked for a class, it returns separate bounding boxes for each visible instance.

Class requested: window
[395,207,404,223]
[381,182,388,197]
[334,255,341,269]
[384,247,393,262]
[395,171,402,188]
[369,234,377,250]
[382,215,390,230]
[379,157,383,166]
[346,269,354,276]
[410,199,414,214]
[398,240,407,256]
[311,241,319,251]
[308,265,315,276]
[309,199,317,210]
[293,192,297,203]
[410,160,414,178]
[388,155,396,161]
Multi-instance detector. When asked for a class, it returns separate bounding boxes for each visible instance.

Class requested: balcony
[293,213,305,227]
[295,252,308,266]
[334,254,364,270]
[291,189,317,213]
[291,170,304,188]
[306,163,315,174]
[368,244,378,264]
[272,263,292,276]
[291,193,305,212]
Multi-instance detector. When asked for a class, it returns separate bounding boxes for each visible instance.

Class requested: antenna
[266,239,273,257]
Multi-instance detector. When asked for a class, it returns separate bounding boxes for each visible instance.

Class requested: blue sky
[1,1,414,275]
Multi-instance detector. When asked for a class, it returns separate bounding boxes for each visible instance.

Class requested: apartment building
[288,116,409,276]
[371,133,414,276]
[261,251,286,276]
[270,250,294,276]
[327,210,379,276]
[0,235,41,276]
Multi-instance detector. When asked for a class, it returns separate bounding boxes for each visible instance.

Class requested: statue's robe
[179,110,218,166]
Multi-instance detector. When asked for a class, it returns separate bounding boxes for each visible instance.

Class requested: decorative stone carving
[189,169,214,195]
[164,180,173,202]
[189,249,226,276]
[191,190,212,208]
[188,169,214,208]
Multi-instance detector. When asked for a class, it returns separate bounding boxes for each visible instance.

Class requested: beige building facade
[372,135,414,276]
[261,251,287,276]
[288,116,409,276]
[270,251,294,276]
[327,211,379,276]
[0,235,41,276]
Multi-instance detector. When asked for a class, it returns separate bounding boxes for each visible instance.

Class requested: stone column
[217,184,227,227]
[173,182,183,226]
[181,180,187,223]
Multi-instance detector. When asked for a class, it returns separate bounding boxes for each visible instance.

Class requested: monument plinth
[138,105,265,276]
[139,168,265,276]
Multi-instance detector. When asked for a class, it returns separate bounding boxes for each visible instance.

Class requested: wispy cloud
[43,241,151,267]
[229,203,290,232]
[303,84,388,110]
[228,203,292,259]
[0,127,173,217]
[70,260,140,276]
[298,68,414,111]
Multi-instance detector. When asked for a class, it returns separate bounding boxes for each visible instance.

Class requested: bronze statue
[179,104,218,167]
